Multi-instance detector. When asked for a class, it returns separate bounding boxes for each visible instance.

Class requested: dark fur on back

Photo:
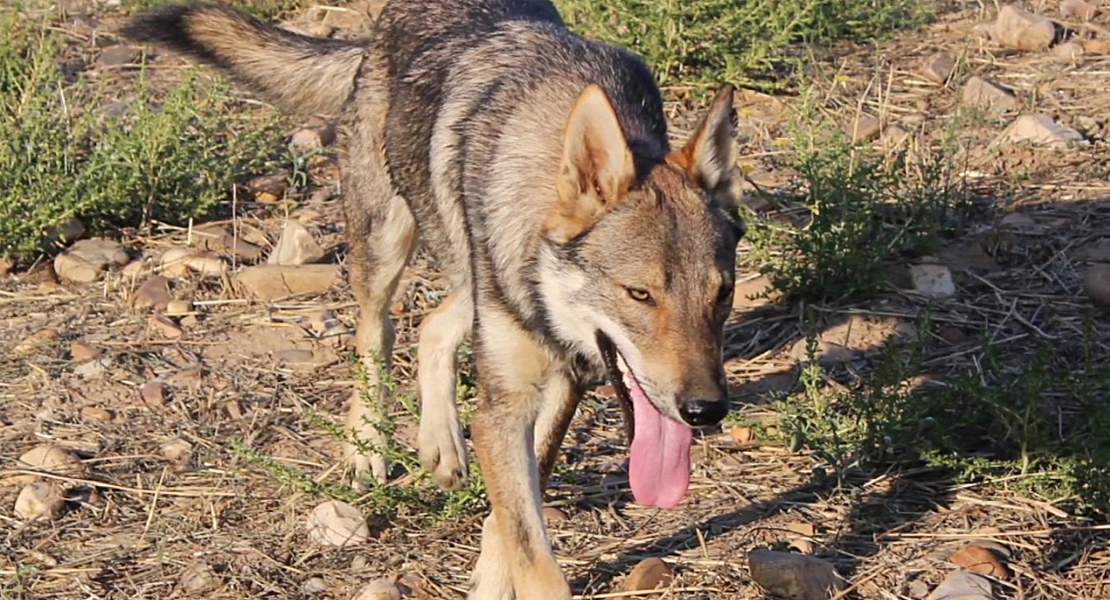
[122,3,743,598]
[373,0,670,334]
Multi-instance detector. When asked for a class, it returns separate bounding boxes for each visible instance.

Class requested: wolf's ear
[672,84,742,211]
[548,84,636,244]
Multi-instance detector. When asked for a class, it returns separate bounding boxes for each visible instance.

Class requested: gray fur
[122,2,744,598]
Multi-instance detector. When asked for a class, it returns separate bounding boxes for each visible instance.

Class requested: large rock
[9,443,86,485]
[961,77,1017,113]
[53,239,129,283]
[748,550,845,600]
[993,5,1056,51]
[268,221,326,266]
[235,264,341,300]
[997,114,1085,150]
[15,481,67,521]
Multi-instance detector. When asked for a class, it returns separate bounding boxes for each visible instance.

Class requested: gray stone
[921,51,956,85]
[927,570,993,600]
[748,549,845,600]
[268,221,326,266]
[910,263,957,298]
[53,239,129,283]
[235,264,341,301]
[97,45,141,68]
[997,114,1085,150]
[1061,0,1098,21]
[132,276,173,311]
[993,5,1056,52]
[1082,264,1110,307]
[962,77,1017,113]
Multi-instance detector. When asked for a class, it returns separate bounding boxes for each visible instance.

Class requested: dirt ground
[2,2,1109,599]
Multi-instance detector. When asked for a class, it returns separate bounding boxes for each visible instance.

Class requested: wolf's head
[537,84,744,509]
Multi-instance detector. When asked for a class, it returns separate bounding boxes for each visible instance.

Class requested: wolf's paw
[468,572,515,600]
[418,417,469,491]
[468,516,514,600]
[342,441,386,492]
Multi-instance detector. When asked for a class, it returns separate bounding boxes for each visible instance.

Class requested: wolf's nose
[679,399,729,427]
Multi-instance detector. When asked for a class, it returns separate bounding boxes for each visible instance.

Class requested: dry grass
[2,1,1109,600]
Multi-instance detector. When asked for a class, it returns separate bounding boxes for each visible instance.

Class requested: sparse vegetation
[235,352,485,523]
[741,95,971,302]
[775,311,1110,513]
[554,0,934,89]
[3,0,1109,598]
[0,7,288,262]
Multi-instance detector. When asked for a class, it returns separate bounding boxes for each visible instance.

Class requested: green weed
[236,351,485,524]
[775,313,1110,513]
[742,98,970,302]
[231,438,363,504]
[554,0,935,90]
[0,7,288,262]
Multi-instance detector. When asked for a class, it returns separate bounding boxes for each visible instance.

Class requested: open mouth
[597,333,693,510]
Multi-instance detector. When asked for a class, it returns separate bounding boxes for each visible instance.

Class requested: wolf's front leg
[416,290,473,491]
[471,411,570,600]
[468,311,573,600]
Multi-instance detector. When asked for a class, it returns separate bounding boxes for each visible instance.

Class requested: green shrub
[0,8,287,261]
[554,0,933,89]
[742,103,969,302]
[779,316,1110,513]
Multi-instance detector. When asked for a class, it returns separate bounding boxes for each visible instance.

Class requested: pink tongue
[626,372,693,509]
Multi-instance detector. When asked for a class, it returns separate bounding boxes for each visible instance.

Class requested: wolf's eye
[627,288,653,304]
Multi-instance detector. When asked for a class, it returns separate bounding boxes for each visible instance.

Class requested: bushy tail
[122,3,365,116]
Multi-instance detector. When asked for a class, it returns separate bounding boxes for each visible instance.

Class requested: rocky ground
[2,2,1109,600]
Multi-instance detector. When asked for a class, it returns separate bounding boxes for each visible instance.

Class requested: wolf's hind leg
[342,187,416,489]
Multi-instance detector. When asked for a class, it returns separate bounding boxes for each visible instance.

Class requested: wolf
[123,1,745,597]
